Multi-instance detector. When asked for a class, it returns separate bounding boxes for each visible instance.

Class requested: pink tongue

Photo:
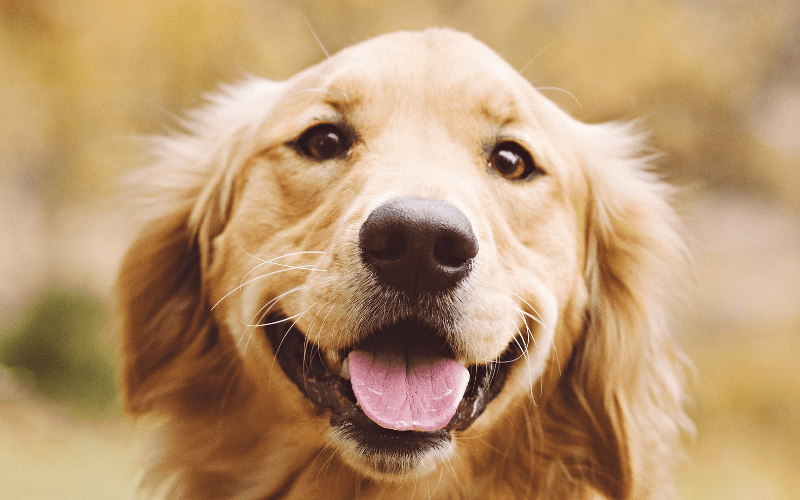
[348,347,470,432]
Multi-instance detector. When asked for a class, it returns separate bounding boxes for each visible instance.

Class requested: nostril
[433,236,474,268]
[363,231,407,260]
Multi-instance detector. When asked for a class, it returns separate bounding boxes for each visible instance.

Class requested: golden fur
[115,29,690,499]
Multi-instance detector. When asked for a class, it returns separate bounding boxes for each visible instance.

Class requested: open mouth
[263,313,518,463]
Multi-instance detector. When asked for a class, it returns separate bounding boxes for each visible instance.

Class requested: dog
[115,28,690,499]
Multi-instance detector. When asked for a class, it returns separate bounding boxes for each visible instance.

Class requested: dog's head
[117,29,688,499]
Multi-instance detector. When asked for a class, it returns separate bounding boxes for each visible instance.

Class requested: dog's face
[211,30,586,477]
[119,29,687,499]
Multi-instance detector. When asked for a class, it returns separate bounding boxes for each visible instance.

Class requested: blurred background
[1,0,798,498]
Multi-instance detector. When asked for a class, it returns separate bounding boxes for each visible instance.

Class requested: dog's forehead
[335,29,510,74]
[299,29,534,123]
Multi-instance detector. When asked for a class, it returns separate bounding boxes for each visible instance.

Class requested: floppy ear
[547,123,690,499]
[115,78,285,414]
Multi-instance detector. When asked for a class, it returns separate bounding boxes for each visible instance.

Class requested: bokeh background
[1,0,798,498]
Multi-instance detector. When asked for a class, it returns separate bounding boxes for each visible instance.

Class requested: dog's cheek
[258,150,349,218]
[205,230,337,423]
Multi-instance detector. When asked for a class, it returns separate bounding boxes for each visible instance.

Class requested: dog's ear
[115,79,285,414]
[552,123,690,498]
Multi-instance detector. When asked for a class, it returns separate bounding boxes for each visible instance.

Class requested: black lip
[263,313,517,457]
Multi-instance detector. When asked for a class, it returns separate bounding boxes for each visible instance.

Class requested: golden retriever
[116,29,690,499]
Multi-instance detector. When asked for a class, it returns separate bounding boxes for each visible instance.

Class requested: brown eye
[297,124,351,161]
[489,142,538,180]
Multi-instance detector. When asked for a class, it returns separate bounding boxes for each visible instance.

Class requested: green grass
[0,288,117,417]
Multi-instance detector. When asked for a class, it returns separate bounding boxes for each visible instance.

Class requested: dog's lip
[262,313,516,456]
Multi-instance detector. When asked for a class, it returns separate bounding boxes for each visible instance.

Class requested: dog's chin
[327,419,453,481]
[263,313,519,479]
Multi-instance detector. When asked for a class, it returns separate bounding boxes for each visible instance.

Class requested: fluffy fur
[115,29,690,499]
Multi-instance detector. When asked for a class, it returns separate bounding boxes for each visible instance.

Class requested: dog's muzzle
[263,196,516,473]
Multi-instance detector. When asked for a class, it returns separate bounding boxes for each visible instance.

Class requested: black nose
[358,197,479,296]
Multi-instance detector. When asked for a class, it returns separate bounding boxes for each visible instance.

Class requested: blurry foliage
[1,0,798,203]
[0,289,116,417]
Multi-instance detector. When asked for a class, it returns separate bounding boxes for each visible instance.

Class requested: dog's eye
[297,124,350,161]
[489,142,538,181]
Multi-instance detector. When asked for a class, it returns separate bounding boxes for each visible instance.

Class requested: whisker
[309,305,336,365]
[298,302,320,389]
[327,308,348,351]
[508,298,545,401]
[246,279,337,329]
[238,296,282,346]
[239,251,327,282]
[510,292,546,326]
[517,39,555,77]
[305,302,325,342]
[491,313,534,365]
[234,236,326,265]
[263,250,328,261]
[300,13,330,60]
[238,279,335,354]
[428,467,445,500]
[233,234,266,262]
[553,339,562,377]
[533,87,583,111]
[509,321,537,406]
[309,442,336,484]
[523,318,544,401]
[264,323,293,392]
[508,298,542,358]
[212,255,327,311]
[511,291,561,375]
[248,310,310,328]
[264,302,316,390]
[441,445,462,488]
